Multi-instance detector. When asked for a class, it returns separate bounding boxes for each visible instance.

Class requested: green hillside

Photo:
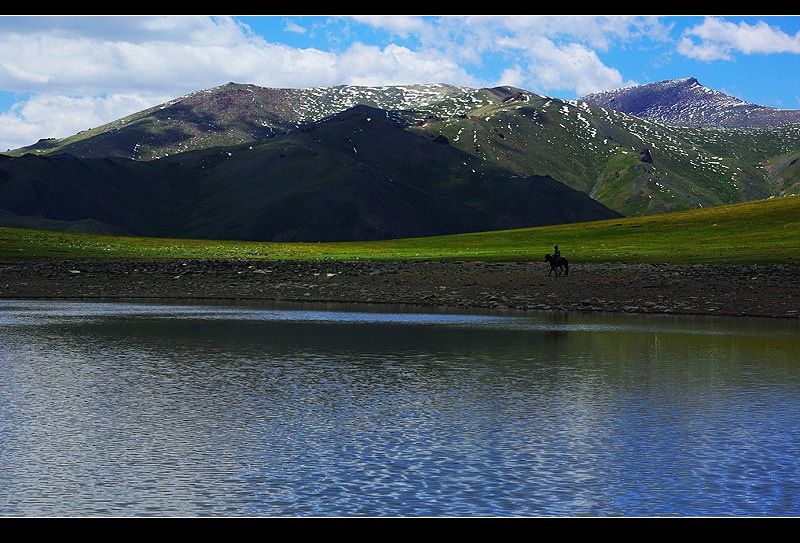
[426,96,800,216]
[2,194,798,265]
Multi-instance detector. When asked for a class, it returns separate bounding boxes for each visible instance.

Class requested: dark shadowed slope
[0,105,622,242]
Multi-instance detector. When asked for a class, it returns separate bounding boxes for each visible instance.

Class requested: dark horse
[545,254,569,277]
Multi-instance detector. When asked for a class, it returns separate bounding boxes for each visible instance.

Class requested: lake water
[1,299,799,517]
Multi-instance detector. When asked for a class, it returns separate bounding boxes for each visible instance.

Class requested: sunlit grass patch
[1,196,798,265]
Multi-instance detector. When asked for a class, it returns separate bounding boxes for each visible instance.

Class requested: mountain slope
[10,82,497,161]
[579,77,800,128]
[0,105,622,242]
[2,80,800,240]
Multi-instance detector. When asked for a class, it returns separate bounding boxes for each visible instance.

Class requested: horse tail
[564,259,569,276]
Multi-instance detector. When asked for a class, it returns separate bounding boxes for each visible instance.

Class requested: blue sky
[1,15,799,151]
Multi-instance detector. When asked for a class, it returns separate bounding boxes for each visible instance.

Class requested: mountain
[0,104,621,242]
[579,77,800,129]
[9,83,494,161]
[2,80,800,241]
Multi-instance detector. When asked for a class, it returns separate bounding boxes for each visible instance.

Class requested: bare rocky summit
[580,77,800,128]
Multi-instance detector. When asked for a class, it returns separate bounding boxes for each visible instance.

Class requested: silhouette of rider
[553,245,561,265]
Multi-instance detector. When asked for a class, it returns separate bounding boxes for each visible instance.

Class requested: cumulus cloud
[0,16,256,95]
[458,16,646,95]
[0,92,167,151]
[678,16,800,61]
[336,42,477,87]
[527,40,631,96]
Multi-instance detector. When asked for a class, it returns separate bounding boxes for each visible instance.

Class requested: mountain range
[1,78,799,242]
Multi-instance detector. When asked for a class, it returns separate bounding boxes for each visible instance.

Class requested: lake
[1,299,798,517]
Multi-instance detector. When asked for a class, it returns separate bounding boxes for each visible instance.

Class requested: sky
[1,15,799,151]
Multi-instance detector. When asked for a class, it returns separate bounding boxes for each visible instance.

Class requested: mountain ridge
[579,77,800,128]
[11,82,509,161]
[1,78,799,242]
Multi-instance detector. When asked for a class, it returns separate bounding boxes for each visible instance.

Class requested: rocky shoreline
[1,258,799,320]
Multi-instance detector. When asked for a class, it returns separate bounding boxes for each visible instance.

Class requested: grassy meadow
[1,196,798,265]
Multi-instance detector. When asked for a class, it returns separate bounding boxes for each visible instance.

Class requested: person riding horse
[545,246,568,276]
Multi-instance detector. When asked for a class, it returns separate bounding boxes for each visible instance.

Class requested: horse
[545,254,569,277]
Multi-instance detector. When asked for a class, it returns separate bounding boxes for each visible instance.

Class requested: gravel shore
[1,258,799,319]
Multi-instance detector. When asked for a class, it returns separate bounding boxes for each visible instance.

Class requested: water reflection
[1,300,799,516]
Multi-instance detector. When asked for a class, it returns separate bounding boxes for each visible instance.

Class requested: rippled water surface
[1,299,799,517]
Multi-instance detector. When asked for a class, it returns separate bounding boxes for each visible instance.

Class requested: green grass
[2,196,799,265]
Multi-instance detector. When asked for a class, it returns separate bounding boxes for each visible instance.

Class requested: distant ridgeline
[2,79,800,242]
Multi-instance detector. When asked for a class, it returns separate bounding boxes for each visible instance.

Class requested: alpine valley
[2,78,799,242]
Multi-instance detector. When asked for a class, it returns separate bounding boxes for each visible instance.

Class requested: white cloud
[284,21,306,34]
[519,38,631,96]
[0,16,254,95]
[678,16,800,61]
[483,15,663,51]
[495,65,526,89]
[348,15,428,38]
[490,28,634,96]
[0,92,167,151]
[336,43,477,87]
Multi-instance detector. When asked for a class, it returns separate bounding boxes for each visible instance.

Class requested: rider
[553,245,561,265]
